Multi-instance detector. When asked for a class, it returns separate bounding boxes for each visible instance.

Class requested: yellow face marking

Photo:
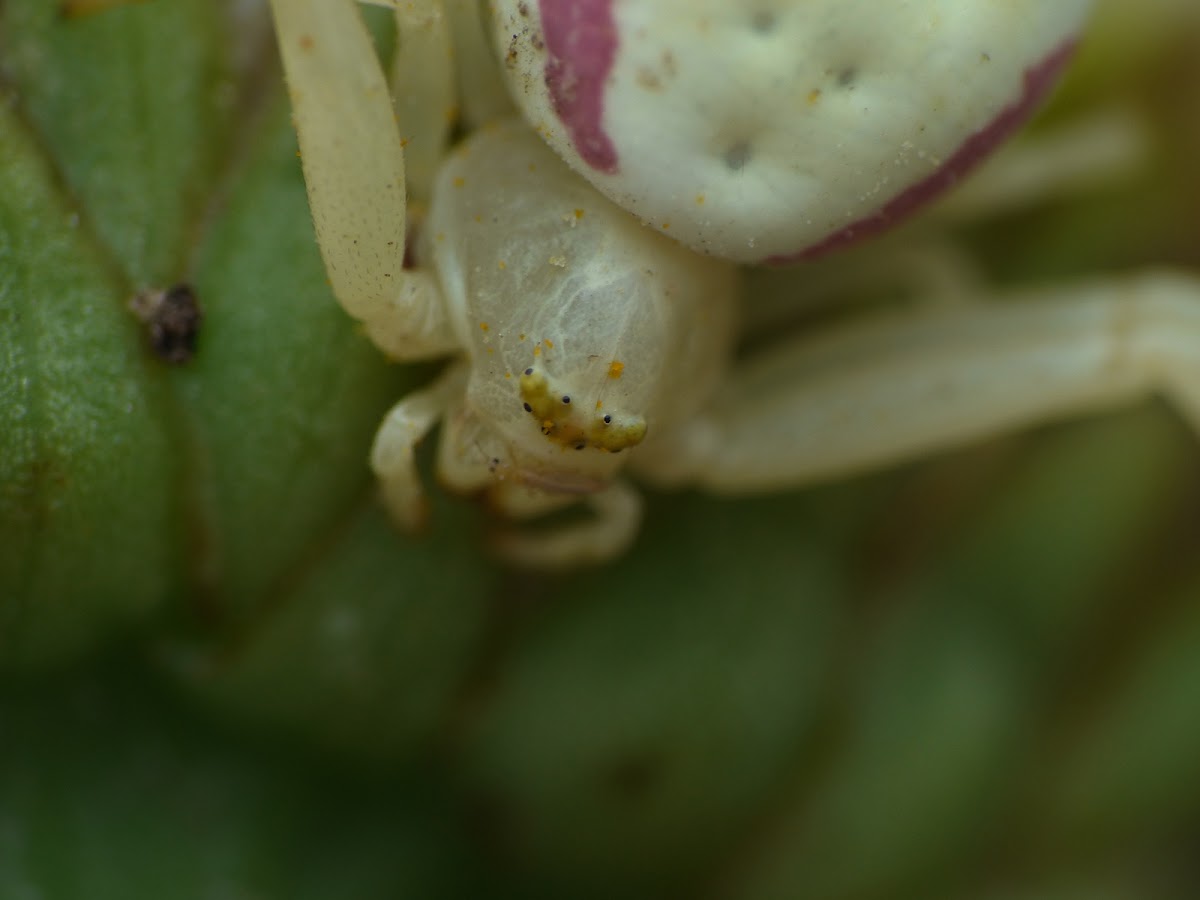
[519,368,646,452]
[608,360,625,380]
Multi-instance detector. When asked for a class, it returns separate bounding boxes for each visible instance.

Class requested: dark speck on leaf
[129,283,203,365]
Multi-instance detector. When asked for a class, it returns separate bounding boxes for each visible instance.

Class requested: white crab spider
[271,0,1200,568]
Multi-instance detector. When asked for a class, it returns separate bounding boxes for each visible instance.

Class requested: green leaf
[454,487,865,896]
[0,74,177,665]
[3,0,1200,897]
[0,0,229,287]
[0,660,484,899]
[0,0,500,695]
[180,502,491,762]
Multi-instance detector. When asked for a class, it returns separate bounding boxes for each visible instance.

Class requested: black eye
[561,395,571,404]
[522,402,532,412]
[602,414,612,424]
[524,367,534,375]
[575,443,585,450]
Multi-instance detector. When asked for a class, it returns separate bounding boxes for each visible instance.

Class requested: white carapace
[423,119,737,496]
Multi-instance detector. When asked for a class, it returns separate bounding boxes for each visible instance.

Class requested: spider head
[472,363,648,495]
[518,367,646,453]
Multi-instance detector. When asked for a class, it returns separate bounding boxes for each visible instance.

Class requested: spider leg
[269,0,456,359]
[637,272,1200,492]
[489,481,644,570]
[370,362,468,530]
[385,0,455,204]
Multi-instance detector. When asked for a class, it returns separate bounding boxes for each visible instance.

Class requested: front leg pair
[487,481,643,570]
[269,0,455,359]
[369,372,643,567]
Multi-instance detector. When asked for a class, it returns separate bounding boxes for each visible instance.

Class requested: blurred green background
[2,0,1200,897]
